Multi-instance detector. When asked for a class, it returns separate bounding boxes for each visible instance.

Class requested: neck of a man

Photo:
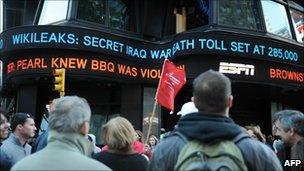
[14,131,27,146]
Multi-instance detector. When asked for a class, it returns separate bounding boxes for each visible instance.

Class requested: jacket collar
[7,133,25,147]
[48,130,93,156]
[176,112,242,143]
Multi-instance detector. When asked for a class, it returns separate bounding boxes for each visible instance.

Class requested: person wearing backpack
[148,70,282,171]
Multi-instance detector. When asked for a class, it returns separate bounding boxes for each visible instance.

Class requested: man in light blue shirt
[0,113,36,166]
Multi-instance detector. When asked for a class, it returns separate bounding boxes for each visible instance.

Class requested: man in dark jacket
[148,70,282,171]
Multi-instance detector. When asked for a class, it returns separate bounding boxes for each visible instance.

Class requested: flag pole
[145,100,158,145]
[145,59,168,145]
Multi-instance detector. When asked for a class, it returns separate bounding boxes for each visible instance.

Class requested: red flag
[155,59,186,111]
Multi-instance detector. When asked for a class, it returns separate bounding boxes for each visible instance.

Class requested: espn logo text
[219,62,255,76]
[284,160,302,167]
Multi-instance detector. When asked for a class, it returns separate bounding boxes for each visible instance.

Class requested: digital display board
[0,25,303,88]
[3,53,303,88]
[0,25,303,66]
[4,52,170,83]
[177,55,304,88]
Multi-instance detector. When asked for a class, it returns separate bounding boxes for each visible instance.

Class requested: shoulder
[82,156,111,170]
[132,153,149,163]
[153,131,186,155]
[0,141,15,153]
[93,151,110,161]
[160,131,187,145]
[11,153,39,170]
[238,138,275,154]
[0,139,13,148]
[148,132,187,171]
[68,152,111,170]
[237,138,283,171]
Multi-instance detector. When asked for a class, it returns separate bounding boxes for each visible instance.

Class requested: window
[108,1,129,30]
[290,9,303,43]
[38,0,69,25]
[77,0,106,25]
[218,0,261,30]
[3,0,25,29]
[186,0,209,30]
[289,0,304,11]
[261,1,292,39]
[290,1,304,43]
[77,0,129,31]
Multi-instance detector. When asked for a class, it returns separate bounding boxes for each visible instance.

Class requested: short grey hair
[49,96,91,133]
[273,109,304,136]
[193,70,231,114]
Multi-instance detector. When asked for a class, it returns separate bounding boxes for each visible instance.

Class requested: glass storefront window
[3,0,25,29]
[38,0,69,25]
[218,0,261,30]
[290,9,304,43]
[77,0,106,25]
[290,1,304,11]
[108,0,129,30]
[186,0,209,30]
[77,0,129,31]
[261,0,292,39]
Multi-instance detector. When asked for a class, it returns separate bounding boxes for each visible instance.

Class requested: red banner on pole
[155,59,186,111]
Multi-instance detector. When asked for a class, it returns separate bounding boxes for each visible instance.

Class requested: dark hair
[10,113,33,131]
[273,109,304,137]
[192,70,231,114]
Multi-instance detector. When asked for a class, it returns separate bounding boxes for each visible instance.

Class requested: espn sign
[219,62,255,76]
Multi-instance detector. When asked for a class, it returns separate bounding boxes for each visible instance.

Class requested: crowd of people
[0,70,303,171]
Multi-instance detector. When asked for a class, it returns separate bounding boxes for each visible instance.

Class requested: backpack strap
[233,132,250,144]
[173,131,188,143]
[173,131,249,145]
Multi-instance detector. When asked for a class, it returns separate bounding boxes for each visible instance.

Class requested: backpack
[174,133,249,171]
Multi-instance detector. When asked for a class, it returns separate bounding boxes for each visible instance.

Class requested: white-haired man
[273,110,304,171]
[12,96,111,171]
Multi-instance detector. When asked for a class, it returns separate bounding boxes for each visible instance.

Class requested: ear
[17,124,23,130]
[289,127,295,136]
[80,122,89,136]
[228,95,233,108]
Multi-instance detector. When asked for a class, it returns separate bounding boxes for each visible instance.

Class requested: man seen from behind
[11,96,111,171]
[148,70,282,171]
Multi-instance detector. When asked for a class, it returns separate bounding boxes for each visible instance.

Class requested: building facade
[0,0,303,143]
